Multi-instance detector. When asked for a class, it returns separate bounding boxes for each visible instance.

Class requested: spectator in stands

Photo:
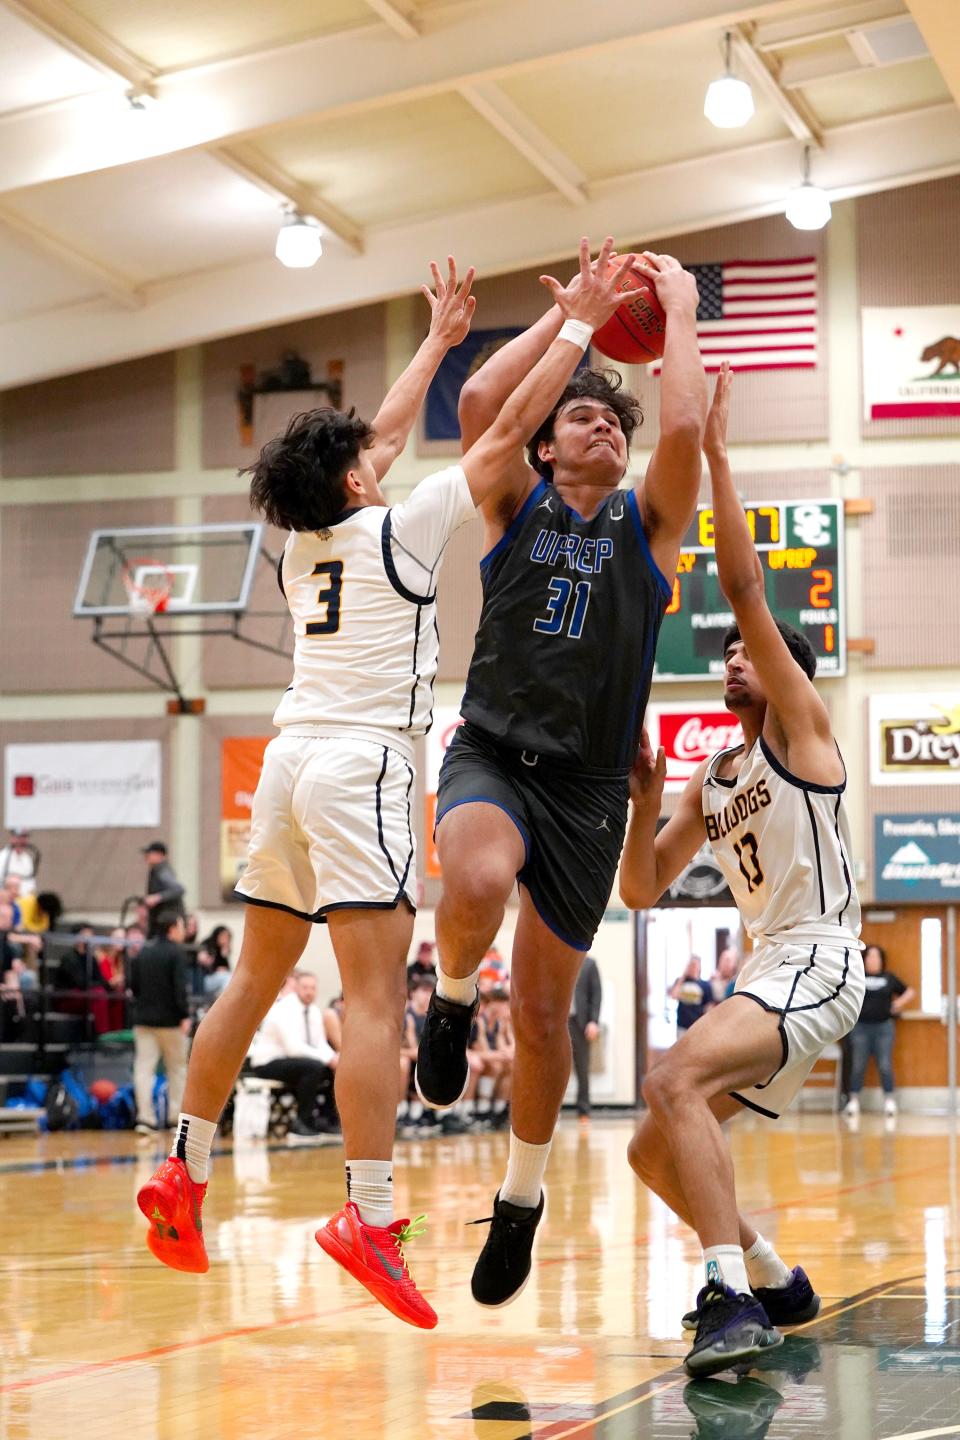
[470,987,513,1130]
[569,953,602,1121]
[128,914,191,1135]
[140,841,186,938]
[324,993,344,1054]
[2,876,24,927]
[0,900,42,992]
[0,830,37,895]
[196,925,233,997]
[96,927,127,990]
[125,923,146,962]
[709,946,740,1003]
[13,885,60,935]
[669,956,713,1033]
[844,944,915,1120]
[407,940,438,986]
[249,971,338,1137]
[399,977,437,1130]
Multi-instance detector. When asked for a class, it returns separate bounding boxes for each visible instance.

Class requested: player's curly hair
[244,407,375,531]
[526,368,643,481]
[722,620,818,680]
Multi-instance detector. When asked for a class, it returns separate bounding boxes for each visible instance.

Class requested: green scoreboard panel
[653,498,845,682]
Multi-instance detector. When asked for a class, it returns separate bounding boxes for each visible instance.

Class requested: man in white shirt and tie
[249,970,338,1136]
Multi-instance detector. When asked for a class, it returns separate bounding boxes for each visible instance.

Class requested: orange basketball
[90,1079,118,1104]
[592,262,666,365]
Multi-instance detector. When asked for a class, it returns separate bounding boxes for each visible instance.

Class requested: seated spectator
[54,922,111,1037]
[2,876,24,928]
[0,830,37,895]
[407,941,437,986]
[324,993,344,1054]
[196,925,233,997]
[0,900,42,972]
[125,923,146,959]
[466,988,514,1129]
[399,977,436,1127]
[16,887,61,935]
[248,971,338,1137]
[96,928,127,990]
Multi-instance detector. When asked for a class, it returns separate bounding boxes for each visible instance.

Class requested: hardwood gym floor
[1,1113,958,1439]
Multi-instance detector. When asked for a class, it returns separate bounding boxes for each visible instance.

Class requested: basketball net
[122,557,174,616]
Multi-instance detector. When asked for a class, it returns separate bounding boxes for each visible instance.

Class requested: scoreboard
[653,498,845,682]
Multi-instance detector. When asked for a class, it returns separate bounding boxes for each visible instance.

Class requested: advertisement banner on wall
[645,701,743,794]
[874,814,960,901]
[424,706,465,878]
[4,741,161,829]
[862,305,960,420]
[220,736,271,901]
[869,694,960,787]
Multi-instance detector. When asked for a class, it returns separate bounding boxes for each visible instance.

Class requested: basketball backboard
[73,524,262,617]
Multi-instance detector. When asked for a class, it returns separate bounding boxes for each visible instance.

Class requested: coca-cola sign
[647,703,744,792]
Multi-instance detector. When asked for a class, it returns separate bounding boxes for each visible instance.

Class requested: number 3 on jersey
[306,561,343,635]
[533,578,591,639]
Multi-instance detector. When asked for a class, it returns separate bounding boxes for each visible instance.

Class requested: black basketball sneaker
[682,1266,819,1331]
[684,1282,782,1378]
[470,1190,545,1307]
[414,990,478,1109]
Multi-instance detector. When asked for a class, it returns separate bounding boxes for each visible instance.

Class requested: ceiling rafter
[732,24,825,146]
[1,0,155,90]
[362,0,420,39]
[213,143,365,255]
[754,1,908,50]
[0,203,143,309]
[458,81,588,206]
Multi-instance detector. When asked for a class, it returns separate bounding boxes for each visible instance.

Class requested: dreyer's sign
[874,814,960,901]
[646,703,743,793]
[870,695,960,786]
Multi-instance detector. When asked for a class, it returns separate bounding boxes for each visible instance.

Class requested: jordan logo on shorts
[596,815,611,832]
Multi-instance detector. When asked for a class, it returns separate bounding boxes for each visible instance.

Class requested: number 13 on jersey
[533,578,591,639]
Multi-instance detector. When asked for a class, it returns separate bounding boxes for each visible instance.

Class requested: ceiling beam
[362,0,420,39]
[0,203,143,309]
[732,24,825,146]
[0,0,810,197]
[1,0,155,89]
[3,102,958,390]
[458,81,588,206]
[906,0,960,110]
[213,144,365,255]
[754,1,907,50]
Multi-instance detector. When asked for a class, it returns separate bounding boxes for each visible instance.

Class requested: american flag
[653,257,818,373]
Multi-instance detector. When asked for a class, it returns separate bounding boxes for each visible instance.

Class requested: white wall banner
[645,701,743,794]
[4,741,161,829]
[869,694,960,787]
[862,306,960,421]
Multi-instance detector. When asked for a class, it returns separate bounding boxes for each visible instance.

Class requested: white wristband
[558,318,593,352]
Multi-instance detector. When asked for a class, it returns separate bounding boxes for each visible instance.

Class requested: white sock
[346,1159,394,1228]
[744,1233,792,1290]
[704,1244,749,1295]
[436,965,480,1007]
[172,1113,217,1185]
[501,1131,551,1209]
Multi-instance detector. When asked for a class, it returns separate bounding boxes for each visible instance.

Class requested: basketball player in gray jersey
[620,363,865,1378]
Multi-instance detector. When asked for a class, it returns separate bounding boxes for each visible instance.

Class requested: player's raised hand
[629,727,666,807]
[422,256,477,348]
[539,237,637,331]
[704,361,732,457]
[635,252,700,317]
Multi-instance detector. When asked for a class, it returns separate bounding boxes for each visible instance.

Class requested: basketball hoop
[121,557,174,616]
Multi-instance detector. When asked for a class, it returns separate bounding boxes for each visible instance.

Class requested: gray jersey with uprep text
[461,480,671,770]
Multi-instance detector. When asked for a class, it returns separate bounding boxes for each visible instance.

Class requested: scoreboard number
[653,499,845,682]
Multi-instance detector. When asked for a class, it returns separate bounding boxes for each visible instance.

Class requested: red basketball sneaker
[316,1202,437,1329]
[137,1156,209,1274]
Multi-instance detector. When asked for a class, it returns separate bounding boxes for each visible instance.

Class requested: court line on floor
[882,1430,960,1440]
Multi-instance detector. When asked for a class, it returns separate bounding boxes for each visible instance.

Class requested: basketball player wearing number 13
[620,363,865,1378]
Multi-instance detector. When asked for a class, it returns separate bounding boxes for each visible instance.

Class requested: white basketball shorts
[730,938,865,1119]
[235,734,416,922]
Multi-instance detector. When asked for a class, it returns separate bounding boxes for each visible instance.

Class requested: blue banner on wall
[874,814,960,901]
[425,328,523,442]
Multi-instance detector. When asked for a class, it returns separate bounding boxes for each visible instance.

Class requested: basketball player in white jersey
[136,240,639,1328]
[619,363,864,1377]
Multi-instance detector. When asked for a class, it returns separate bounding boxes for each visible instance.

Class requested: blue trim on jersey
[276,556,286,598]
[327,506,366,527]
[382,511,436,605]
[434,795,531,867]
[626,489,673,601]
[480,480,548,572]
[759,736,845,795]
[519,879,590,953]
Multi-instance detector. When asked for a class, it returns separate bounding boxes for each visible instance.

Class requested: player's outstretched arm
[619,733,707,909]
[706,364,833,750]
[460,238,636,508]
[367,256,476,481]
[635,255,708,581]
